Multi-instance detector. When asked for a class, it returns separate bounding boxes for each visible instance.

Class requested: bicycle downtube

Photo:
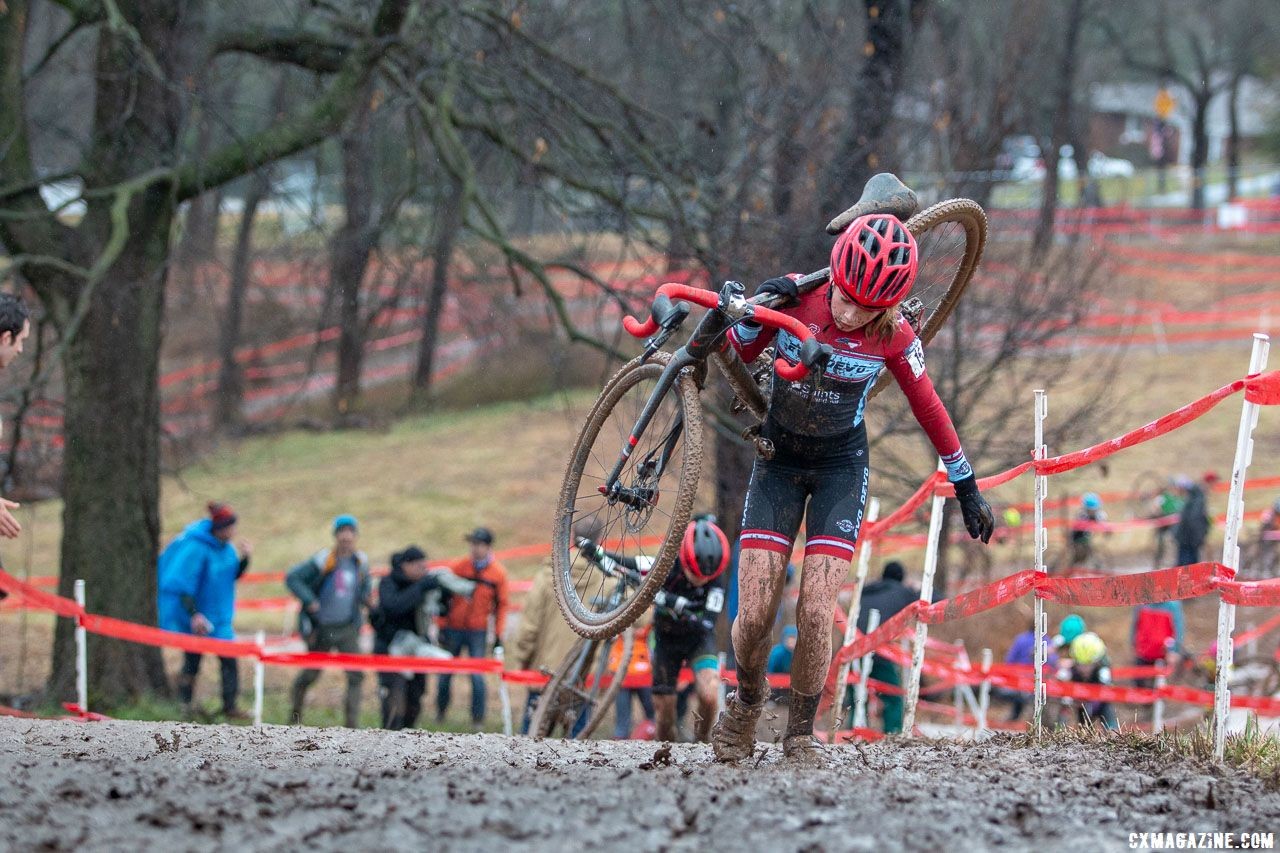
[601,347,700,493]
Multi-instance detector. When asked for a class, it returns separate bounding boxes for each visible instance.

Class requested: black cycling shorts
[650,628,719,695]
[738,423,870,563]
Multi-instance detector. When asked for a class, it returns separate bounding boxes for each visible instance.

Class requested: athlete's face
[829,286,881,332]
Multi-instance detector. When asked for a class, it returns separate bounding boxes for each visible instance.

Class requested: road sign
[1154,88,1175,120]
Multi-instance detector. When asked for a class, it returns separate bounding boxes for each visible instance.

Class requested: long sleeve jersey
[727,284,973,481]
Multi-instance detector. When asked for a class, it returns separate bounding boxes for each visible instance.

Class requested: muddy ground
[2,718,1278,852]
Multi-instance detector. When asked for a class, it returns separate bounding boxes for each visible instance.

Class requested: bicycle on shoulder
[551,173,988,639]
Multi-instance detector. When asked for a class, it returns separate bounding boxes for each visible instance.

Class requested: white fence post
[1213,332,1270,760]
[74,579,87,713]
[978,648,993,736]
[496,646,513,737]
[853,609,881,730]
[832,497,880,733]
[903,460,947,736]
[1032,389,1048,740]
[253,630,266,727]
[1153,671,1165,734]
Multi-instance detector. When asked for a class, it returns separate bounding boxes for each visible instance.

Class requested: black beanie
[883,561,906,582]
[392,545,427,569]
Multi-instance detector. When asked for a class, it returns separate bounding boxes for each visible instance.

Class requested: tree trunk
[1227,74,1242,201]
[215,174,267,430]
[1031,0,1085,259]
[413,177,465,395]
[48,188,173,704]
[332,94,376,418]
[794,0,924,267]
[1189,92,1211,210]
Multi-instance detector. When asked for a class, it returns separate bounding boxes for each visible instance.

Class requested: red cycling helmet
[679,517,730,583]
[829,213,918,308]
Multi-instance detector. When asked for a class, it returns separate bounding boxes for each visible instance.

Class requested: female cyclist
[712,213,995,764]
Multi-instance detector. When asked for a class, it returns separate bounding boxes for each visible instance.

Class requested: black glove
[953,475,995,544]
[753,275,800,305]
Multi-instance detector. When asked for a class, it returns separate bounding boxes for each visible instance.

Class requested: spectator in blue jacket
[157,502,252,719]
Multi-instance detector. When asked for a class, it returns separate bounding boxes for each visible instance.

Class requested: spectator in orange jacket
[435,526,509,728]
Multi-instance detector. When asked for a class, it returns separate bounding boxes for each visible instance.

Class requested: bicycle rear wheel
[530,630,635,739]
[553,351,704,638]
[869,198,987,400]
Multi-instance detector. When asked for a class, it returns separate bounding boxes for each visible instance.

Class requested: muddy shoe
[711,692,764,763]
[221,707,252,722]
[782,734,829,767]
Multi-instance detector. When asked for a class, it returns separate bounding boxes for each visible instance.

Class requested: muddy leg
[789,553,850,697]
[692,668,719,743]
[654,694,678,742]
[730,548,789,703]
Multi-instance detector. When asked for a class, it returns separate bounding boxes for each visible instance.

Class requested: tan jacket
[509,562,582,672]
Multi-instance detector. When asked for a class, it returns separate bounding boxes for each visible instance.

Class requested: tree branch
[212,26,351,74]
[174,0,411,201]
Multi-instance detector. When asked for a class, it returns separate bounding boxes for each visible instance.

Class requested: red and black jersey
[728,283,972,481]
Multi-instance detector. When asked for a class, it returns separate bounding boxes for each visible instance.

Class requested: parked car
[1010,144,1134,182]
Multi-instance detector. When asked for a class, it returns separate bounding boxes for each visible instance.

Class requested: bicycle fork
[599,348,698,509]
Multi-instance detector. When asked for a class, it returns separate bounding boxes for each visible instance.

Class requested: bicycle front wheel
[869,198,987,400]
[553,351,704,638]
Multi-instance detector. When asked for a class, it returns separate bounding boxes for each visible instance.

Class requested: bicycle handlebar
[622,282,829,381]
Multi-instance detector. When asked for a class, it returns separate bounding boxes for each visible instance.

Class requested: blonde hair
[867,307,901,344]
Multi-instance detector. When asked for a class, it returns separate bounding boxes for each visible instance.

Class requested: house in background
[1089,77,1279,168]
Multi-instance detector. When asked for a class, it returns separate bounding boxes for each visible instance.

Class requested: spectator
[1000,618,1054,721]
[1061,631,1117,730]
[1148,484,1183,568]
[508,551,586,734]
[372,545,475,730]
[1131,599,1185,686]
[157,502,252,720]
[0,293,30,542]
[1066,493,1106,571]
[1173,474,1211,567]
[286,514,372,727]
[436,526,509,729]
[1052,613,1087,653]
[850,561,921,734]
[612,625,656,739]
[768,625,798,675]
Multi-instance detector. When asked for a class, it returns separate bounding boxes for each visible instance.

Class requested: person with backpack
[285,514,372,727]
[846,560,925,733]
[372,545,476,730]
[1131,599,1185,686]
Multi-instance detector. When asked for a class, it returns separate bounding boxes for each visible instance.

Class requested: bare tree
[1102,0,1234,209]
[0,0,415,703]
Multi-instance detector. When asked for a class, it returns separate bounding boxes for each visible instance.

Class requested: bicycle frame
[600,274,831,509]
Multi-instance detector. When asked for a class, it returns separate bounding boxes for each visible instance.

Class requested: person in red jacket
[435,526,509,728]
[712,214,995,765]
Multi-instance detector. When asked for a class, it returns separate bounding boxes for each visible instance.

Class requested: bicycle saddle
[825,172,919,235]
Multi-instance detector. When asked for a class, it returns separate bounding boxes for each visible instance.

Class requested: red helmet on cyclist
[830,213,918,308]
[679,517,730,585]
